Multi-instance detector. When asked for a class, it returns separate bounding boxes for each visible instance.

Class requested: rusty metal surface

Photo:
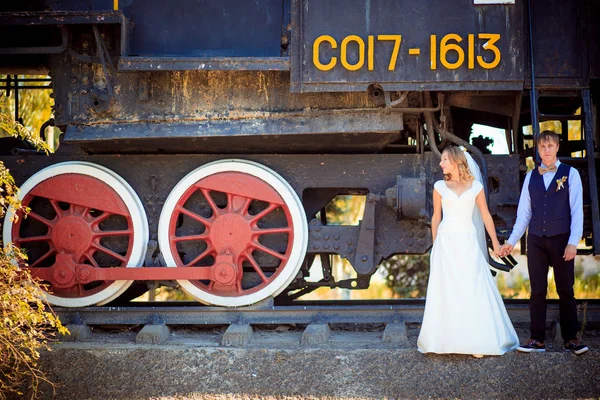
[117,56,291,71]
[49,59,407,153]
[51,66,384,131]
[0,10,125,25]
[62,111,404,153]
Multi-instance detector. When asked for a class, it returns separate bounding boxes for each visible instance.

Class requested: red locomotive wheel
[159,159,308,307]
[2,162,148,307]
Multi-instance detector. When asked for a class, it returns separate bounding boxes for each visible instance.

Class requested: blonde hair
[442,146,474,183]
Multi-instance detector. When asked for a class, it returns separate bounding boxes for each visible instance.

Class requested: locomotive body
[0,0,598,307]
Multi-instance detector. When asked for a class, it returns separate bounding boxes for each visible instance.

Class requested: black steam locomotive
[0,0,598,307]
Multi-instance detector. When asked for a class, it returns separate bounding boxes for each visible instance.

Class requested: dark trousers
[527,233,578,342]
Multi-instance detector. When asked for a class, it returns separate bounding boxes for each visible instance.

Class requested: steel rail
[54,299,600,326]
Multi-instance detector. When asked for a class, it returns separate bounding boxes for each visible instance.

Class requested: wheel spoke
[48,199,65,217]
[92,243,127,264]
[200,188,221,216]
[226,194,250,214]
[85,253,100,269]
[15,235,52,243]
[73,205,89,217]
[26,211,55,227]
[28,249,55,268]
[244,252,268,283]
[255,226,291,236]
[173,233,209,242]
[184,245,213,267]
[252,241,285,260]
[250,204,278,224]
[91,211,113,227]
[226,193,233,213]
[239,197,252,215]
[177,206,212,227]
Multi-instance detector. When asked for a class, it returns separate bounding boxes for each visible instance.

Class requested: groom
[500,130,588,355]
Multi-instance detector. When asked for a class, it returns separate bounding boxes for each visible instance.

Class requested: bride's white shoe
[472,354,484,358]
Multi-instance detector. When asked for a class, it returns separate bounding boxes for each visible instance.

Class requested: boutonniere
[556,176,568,192]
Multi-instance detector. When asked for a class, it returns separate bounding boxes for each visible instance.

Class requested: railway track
[55,298,600,327]
[42,298,600,399]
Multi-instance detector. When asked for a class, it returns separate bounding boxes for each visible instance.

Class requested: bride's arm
[475,190,501,256]
[431,188,442,242]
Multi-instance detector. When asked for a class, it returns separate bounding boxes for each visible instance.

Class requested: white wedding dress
[417,179,519,355]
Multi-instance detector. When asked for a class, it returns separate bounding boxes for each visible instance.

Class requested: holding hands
[498,242,576,260]
[499,243,514,258]
[492,241,502,258]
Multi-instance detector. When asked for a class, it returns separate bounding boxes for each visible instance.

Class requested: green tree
[381,254,430,298]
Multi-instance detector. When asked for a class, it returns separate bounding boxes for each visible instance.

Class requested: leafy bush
[0,115,67,400]
[0,248,68,399]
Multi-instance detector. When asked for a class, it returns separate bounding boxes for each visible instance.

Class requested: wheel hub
[51,216,93,257]
[211,213,252,254]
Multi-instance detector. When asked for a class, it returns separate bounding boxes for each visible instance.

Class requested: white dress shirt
[507,159,584,247]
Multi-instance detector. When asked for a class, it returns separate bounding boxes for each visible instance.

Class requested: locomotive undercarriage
[2,150,520,307]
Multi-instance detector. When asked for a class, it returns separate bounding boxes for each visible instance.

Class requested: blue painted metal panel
[122,0,284,57]
[291,0,525,92]
[47,0,285,57]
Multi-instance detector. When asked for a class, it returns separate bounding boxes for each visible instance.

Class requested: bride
[417,146,519,357]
